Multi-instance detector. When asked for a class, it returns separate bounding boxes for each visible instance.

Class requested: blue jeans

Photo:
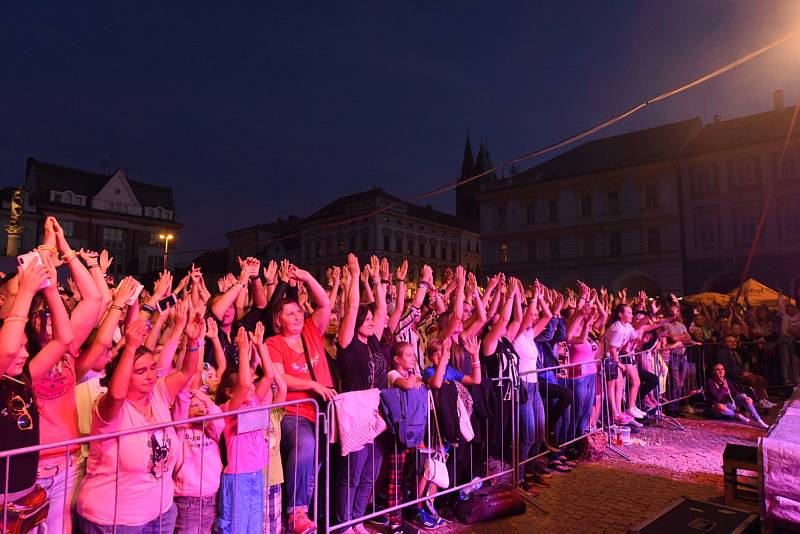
[174,494,217,534]
[217,471,264,534]
[573,374,596,438]
[281,415,317,513]
[78,504,177,534]
[333,442,382,524]
[669,351,688,400]
[518,381,545,477]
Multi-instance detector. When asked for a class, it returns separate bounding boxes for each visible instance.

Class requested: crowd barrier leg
[600,362,631,461]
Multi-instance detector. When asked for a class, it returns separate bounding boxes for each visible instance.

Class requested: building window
[778,199,800,244]
[326,238,333,256]
[60,221,75,237]
[476,242,480,253]
[547,200,558,222]
[733,204,758,247]
[108,255,125,276]
[526,203,536,224]
[337,240,345,254]
[776,149,800,181]
[150,232,162,245]
[580,194,592,217]
[466,239,472,252]
[609,232,622,256]
[450,248,456,262]
[580,235,594,258]
[647,228,661,252]
[527,240,536,262]
[690,165,716,194]
[549,239,560,260]
[644,185,659,209]
[360,233,369,251]
[50,191,63,203]
[440,245,446,260]
[499,242,509,264]
[496,207,507,229]
[396,237,403,253]
[693,210,719,251]
[145,207,154,217]
[607,190,620,214]
[383,235,391,251]
[102,227,124,242]
[731,157,760,189]
[147,255,164,273]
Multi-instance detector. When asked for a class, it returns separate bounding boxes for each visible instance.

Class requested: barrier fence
[1,341,793,533]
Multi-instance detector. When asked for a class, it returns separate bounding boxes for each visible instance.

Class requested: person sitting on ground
[705,363,768,429]
[714,335,775,409]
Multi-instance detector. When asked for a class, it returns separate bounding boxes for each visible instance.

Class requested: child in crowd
[386,342,443,531]
[215,324,277,534]
[265,375,288,534]
[172,389,224,534]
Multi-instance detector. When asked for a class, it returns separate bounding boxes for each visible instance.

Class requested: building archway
[613,272,660,295]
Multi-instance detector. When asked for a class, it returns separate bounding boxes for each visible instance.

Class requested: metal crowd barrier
[0,398,320,534]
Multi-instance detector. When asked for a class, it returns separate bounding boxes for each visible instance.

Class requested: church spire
[459,133,476,182]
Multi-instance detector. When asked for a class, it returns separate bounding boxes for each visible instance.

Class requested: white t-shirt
[513,328,539,383]
[605,321,637,355]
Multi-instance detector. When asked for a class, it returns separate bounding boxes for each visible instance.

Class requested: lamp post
[159,233,174,270]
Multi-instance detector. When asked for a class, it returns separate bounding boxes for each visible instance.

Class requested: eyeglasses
[2,394,33,431]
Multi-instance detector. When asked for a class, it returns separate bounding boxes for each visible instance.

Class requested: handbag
[0,485,49,534]
[422,392,450,489]
[603,358,619,380]
[454,484,525,524]
[456,395,474,442]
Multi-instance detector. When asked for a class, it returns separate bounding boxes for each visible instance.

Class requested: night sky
[3,2,800,259]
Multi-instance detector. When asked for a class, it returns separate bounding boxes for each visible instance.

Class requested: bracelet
[88,264,100,270]
[37,245,57,255]
[61,250,78,262]
[266,282,276,286]
[2,315,28,324]
[472,362,481,368]
[110,304,125,311]
[381,279,390,284]
[141,304,156,314]
[187,346,199,353]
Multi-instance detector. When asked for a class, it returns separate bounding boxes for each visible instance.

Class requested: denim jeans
[174,494,217,534]
[333,442,382,525]
[518,381,545,477]
[669,351,688,400]
[572,374,596,438]
[217,471,264,534]
[36,452,82,534]
[281,415,317,513]
[78,504,177,534]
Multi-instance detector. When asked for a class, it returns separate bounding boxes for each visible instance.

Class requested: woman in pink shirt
[76,300,201,533]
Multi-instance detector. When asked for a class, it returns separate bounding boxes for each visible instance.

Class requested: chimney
[774,89,784,112]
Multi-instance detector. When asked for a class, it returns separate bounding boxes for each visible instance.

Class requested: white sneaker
[354,524,371,534]
[735,413,751,423]
[753,419,769,430]
[627,406,647,419]
[764,399,777,408]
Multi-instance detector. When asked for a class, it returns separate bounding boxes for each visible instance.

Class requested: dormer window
[49,190,86,206]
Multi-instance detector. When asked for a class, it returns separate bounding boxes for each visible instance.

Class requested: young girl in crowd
[172,389,224,534]
[215,323,277,534]
[385,342,433,530]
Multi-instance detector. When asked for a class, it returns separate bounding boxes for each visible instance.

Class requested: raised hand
[16,261,48,297]
[331,266,341,285]
[421,264,433,286]
[278,259,291,283]
[396,260,408,282]
[98,250,113,274]
[380,257,390,282]
[235,326,251,358]
[205,317,218,339]
[78,248,99,266]
[369,256,380,284]
[263,260,278,284]
[250,321,266,347]
[124,319,148,348]
[153,270,173,300]
[113,277,139,306]
[461,334,480,357]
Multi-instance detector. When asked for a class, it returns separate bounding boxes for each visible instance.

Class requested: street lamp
[159,233,174,270]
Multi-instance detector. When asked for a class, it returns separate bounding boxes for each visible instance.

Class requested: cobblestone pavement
[443,415,766,534]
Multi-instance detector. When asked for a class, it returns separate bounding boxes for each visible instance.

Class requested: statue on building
[6,188,24,256]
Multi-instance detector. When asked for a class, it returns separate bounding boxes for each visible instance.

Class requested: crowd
[0,216,790,534]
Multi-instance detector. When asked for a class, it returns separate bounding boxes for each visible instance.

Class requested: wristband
[61,250,78,262]
[110,304,125,311]
[2,315,28,324]
[142,304,156,314]
[88,264,100,270]
[266,282,276,286]
[472,362,481,368]
[37,245,58,255]
[187,346,199,353]
[381,279,390,284]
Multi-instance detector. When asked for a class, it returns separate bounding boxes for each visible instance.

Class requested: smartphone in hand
[17,251,51,290]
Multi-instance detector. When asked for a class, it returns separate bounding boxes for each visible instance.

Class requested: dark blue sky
[3,2,800,257]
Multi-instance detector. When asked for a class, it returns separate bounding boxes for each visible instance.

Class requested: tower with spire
[456,134,493,229]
